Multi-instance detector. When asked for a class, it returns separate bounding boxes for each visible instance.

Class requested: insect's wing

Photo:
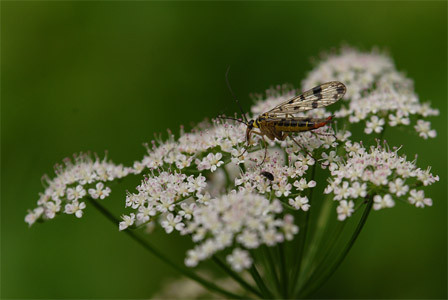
[266,81,346,115]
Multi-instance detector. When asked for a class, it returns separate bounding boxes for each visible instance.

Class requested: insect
[260,171,274,181]
[222,70,346,165]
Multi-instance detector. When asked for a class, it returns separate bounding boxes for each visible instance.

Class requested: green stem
[221,164,232,188]
[278,243,288,298]
[379,126,386,141]
[298,196,373,298]
[296,220,346,294]
[87,197,244,299]
[289,163,316,295]
[294,144,346,294]
[263,246,281,297]
[212,255,263,298]
[249,264,274,299]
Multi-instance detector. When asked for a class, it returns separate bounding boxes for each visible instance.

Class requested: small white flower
[156,197,175,213]
[320,151,340,170]
[261,228,284,246]
[417,168,439,186]
[293,178,316,191]
[237,230,260,249]
[373,194,395,210]
[335,129,352,142]
[187,175,207,193]
[88,182,111,200]
[334,181,351,201]
[282,214,299,241]
[25,207,44,226]
[196,192,211,204]
[45,200,61,219]
[344,141,365,156]
[161,213,185,233]
[388,113,410,127]
[66,185,86,201]
[185,249,200,267]
[178,202,196,220]
[365,116,385,134]
[198,152,224,172]
[388,178,409,197]
[337,200,354,221]
[231,148,246,164]
[414,120,436,139]
[226,248,253,272]
[273,179,292,197]
[119,213,135,231]
[137,205,155,223]
[64,200,86,218]
[50,182,65,200]
[408,189,433,208]
[297,153,315,166]
[175,154,193,169]
[418,102,439,117]
[348,182,367,198]
[289,196,310,211]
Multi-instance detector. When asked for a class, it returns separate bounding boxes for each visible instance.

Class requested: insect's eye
[248,120,254,128]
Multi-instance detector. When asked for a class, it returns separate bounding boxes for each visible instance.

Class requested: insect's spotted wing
[266,81,346,115]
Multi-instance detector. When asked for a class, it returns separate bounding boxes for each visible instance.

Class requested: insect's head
[247,119,255,129]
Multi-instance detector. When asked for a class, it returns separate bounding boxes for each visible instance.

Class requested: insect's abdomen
[274,116,333,132]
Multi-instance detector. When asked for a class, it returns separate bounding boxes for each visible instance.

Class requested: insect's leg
[288,134,324,165]
[311,130,337,145]
[247,131,269,166]
[238,144,249,158]
[281,132,311,158]
[312,118,337,139]
[239,130,263,158]
[257,135,269,167]
[312,130,335,137]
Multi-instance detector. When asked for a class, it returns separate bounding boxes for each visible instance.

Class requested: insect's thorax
[253,113,269,128]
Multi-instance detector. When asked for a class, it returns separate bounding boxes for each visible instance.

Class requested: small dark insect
[260,171,274,181]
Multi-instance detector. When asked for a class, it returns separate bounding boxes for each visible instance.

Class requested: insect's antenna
[225,66,248,124]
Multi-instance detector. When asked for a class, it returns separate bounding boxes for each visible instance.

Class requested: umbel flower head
[325,141,439,220]
[26,46,439,299]
[25,153,131,226]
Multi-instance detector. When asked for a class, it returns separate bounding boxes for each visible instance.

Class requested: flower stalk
[299,196,373,298]
[87,197,244,299]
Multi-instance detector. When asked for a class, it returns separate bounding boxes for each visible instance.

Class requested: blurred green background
[2,1,446,299]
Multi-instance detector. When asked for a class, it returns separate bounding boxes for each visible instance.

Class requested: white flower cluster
[25,153,130,226]
[302,46,439,137]
[324,142,439,221]
[118,121,332,271]
[183,191,298,271]
[132,122,246,174]
[234,149,317,211]
[120,171,207,231]
[27,45,439,276]
[122,116,334,218]
[118,119,335,271]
